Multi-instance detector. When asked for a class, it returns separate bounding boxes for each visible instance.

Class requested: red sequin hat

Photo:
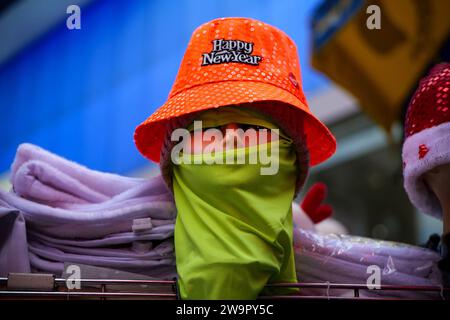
[402,62,450,219]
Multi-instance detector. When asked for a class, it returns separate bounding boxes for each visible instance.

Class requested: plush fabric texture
[402,122,450,219]
[0,143,177,278]
[293,228,442,299]
[0,203,31,276]
[0,143,442,299]
[402,63,450,219]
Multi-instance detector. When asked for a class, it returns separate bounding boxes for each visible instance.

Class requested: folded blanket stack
[0,143,177,279]
[293,228,443,299]
[0,143,443,299]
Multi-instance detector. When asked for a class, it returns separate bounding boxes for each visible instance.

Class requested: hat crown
[169,17,305,104]
[405,63,450,138]
[134,17,336,167]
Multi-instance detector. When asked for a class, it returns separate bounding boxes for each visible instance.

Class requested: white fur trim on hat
[402,121,450,220]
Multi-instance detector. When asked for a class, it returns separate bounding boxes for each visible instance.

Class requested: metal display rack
[0,273,448,300]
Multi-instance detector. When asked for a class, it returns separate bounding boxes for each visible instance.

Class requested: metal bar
[53,278,176,285]
[172,277,180,300]
[1,276,447,292]
[0,277,176,285]
[258,295,421,301]
[1,275,448,300]
[0,291,177,298]
[264,282,450,292]
[101,284,106,301]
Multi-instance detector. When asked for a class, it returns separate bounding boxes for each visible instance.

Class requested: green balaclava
[171,106,300,299]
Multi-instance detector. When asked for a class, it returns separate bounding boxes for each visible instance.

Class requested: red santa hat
[402,63,450,219]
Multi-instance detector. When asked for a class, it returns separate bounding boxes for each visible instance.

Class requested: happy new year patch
[201,39,262,66]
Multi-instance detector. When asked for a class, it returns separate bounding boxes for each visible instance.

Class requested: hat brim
[134,81,336,166]
[402,122,450,219]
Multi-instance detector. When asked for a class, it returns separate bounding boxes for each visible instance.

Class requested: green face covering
[172,108,299,300]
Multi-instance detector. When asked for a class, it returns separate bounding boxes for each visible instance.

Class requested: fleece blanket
[0,143,443,298]
[294,228,442,299]
[0,143,177,277]
[0,202,30,276]
[0,144,176,239]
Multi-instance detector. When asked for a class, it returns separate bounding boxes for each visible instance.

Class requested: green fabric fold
[173,136,299,299]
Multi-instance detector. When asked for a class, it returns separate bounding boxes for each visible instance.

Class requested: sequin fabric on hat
[405,63,450,138]
[134,17,336,166]
[167,19,303,102]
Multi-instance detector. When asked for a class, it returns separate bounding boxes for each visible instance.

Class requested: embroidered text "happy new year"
[201,39,262,66]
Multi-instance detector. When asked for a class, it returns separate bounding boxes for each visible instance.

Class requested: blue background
[0,0,329,175]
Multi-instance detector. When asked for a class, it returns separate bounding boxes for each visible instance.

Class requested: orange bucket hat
[134,17,336,166]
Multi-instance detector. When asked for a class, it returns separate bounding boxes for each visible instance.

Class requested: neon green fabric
[172,119,300,300]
